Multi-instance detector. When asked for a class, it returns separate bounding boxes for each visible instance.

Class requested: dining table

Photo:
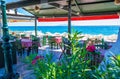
[54,36,62,44]
[54,36,62,49]
[21,38,32,48]
[21,38,32,56]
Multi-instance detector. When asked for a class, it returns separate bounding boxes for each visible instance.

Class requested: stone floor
[0,45,62,79]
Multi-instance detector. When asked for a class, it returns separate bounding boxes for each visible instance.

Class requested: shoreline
[8,25,120,27]
[8,26,120,35]
[9,31,118,42]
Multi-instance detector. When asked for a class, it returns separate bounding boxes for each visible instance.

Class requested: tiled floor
[0,46,62,79]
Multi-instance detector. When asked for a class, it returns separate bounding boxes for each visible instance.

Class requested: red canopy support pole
[68,0,71,35]
[67,0,72,55]
[35,16,37,36]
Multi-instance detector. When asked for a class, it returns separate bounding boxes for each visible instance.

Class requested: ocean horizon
[8,25,120,35]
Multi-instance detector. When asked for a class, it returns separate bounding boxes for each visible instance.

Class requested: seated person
[86,40,104,66]
[86,40,96,52]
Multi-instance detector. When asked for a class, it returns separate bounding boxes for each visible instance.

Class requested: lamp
[77,12,80,15]
[59,5,64,9]
[115,0,120,5]
[34,5,40,12]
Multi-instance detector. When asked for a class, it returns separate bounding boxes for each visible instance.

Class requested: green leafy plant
[92,55,120,79]
[24,31,120,79]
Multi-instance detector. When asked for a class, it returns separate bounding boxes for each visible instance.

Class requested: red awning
[38,14,119,22]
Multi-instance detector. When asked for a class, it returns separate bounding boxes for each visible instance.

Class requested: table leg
[27,47,31,56]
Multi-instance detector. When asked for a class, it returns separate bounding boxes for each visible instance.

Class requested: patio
[0,0,120,79]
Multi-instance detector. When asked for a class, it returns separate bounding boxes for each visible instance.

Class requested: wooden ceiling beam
[49,3,79,16]
[26,0,115,11]
[5,0,117,17]
[6,0,40,9]
[65,0,114,7]
[82,11,118,16]
[6,0,62,9]
[6,13,34,18]
[73,0,83,15]
[36,9,119,17]
[22,8,36,16]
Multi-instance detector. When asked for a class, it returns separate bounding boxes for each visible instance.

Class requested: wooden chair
[15,39,23,56]
[31,36,40,54]
[42,36,47,46]
[21,34,25,38]
[48,36,56,49]
[59,37,71,60]
[85,52,104,68]
[95,38,109,50]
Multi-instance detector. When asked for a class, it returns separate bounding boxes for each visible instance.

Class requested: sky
[5,0,32,16]
[6,0,16,3]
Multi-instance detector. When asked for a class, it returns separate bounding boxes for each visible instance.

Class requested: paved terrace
[0,46,62,79]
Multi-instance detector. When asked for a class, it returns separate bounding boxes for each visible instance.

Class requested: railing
[0,41,17,68]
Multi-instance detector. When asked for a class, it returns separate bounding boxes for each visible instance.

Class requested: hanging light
[117,12,120,18]
[43,16,45,18]
[35,6,40,10]
[59,5,64,9]
[34,5,40,12]
[77,12,80,15]
[115,0,120,5]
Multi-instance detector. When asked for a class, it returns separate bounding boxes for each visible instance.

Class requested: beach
[8,30,117,43]
[7,26,119,42]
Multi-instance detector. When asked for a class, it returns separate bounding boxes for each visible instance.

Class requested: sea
[8,26,120,35]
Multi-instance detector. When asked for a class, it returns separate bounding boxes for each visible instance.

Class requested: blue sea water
[8,26,120,35]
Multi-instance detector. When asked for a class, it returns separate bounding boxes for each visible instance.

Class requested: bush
[25,31,120,79]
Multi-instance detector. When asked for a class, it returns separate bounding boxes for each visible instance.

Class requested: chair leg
[35,47,38,54]
[59,53,63,60]
[58,43,65,60]
[57,44,59,49]
[18,49,22,56]
[22,48,25,54]
[51,43,53,49]
[32,47,38,54]
[32,48,34,54]
[32,47,36,54]
[27,47,31,56]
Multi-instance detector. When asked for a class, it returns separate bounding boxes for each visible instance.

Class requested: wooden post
[67,0,72,55]
[35,16,37,36]
[68,0,71,35]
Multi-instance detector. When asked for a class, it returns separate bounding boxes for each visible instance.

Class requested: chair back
[48,36,55,43]
[32,37,40,53]
[62,37,71,55]
[21,34,25,38]
[42,36,47,46]
[15,39,22,50]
